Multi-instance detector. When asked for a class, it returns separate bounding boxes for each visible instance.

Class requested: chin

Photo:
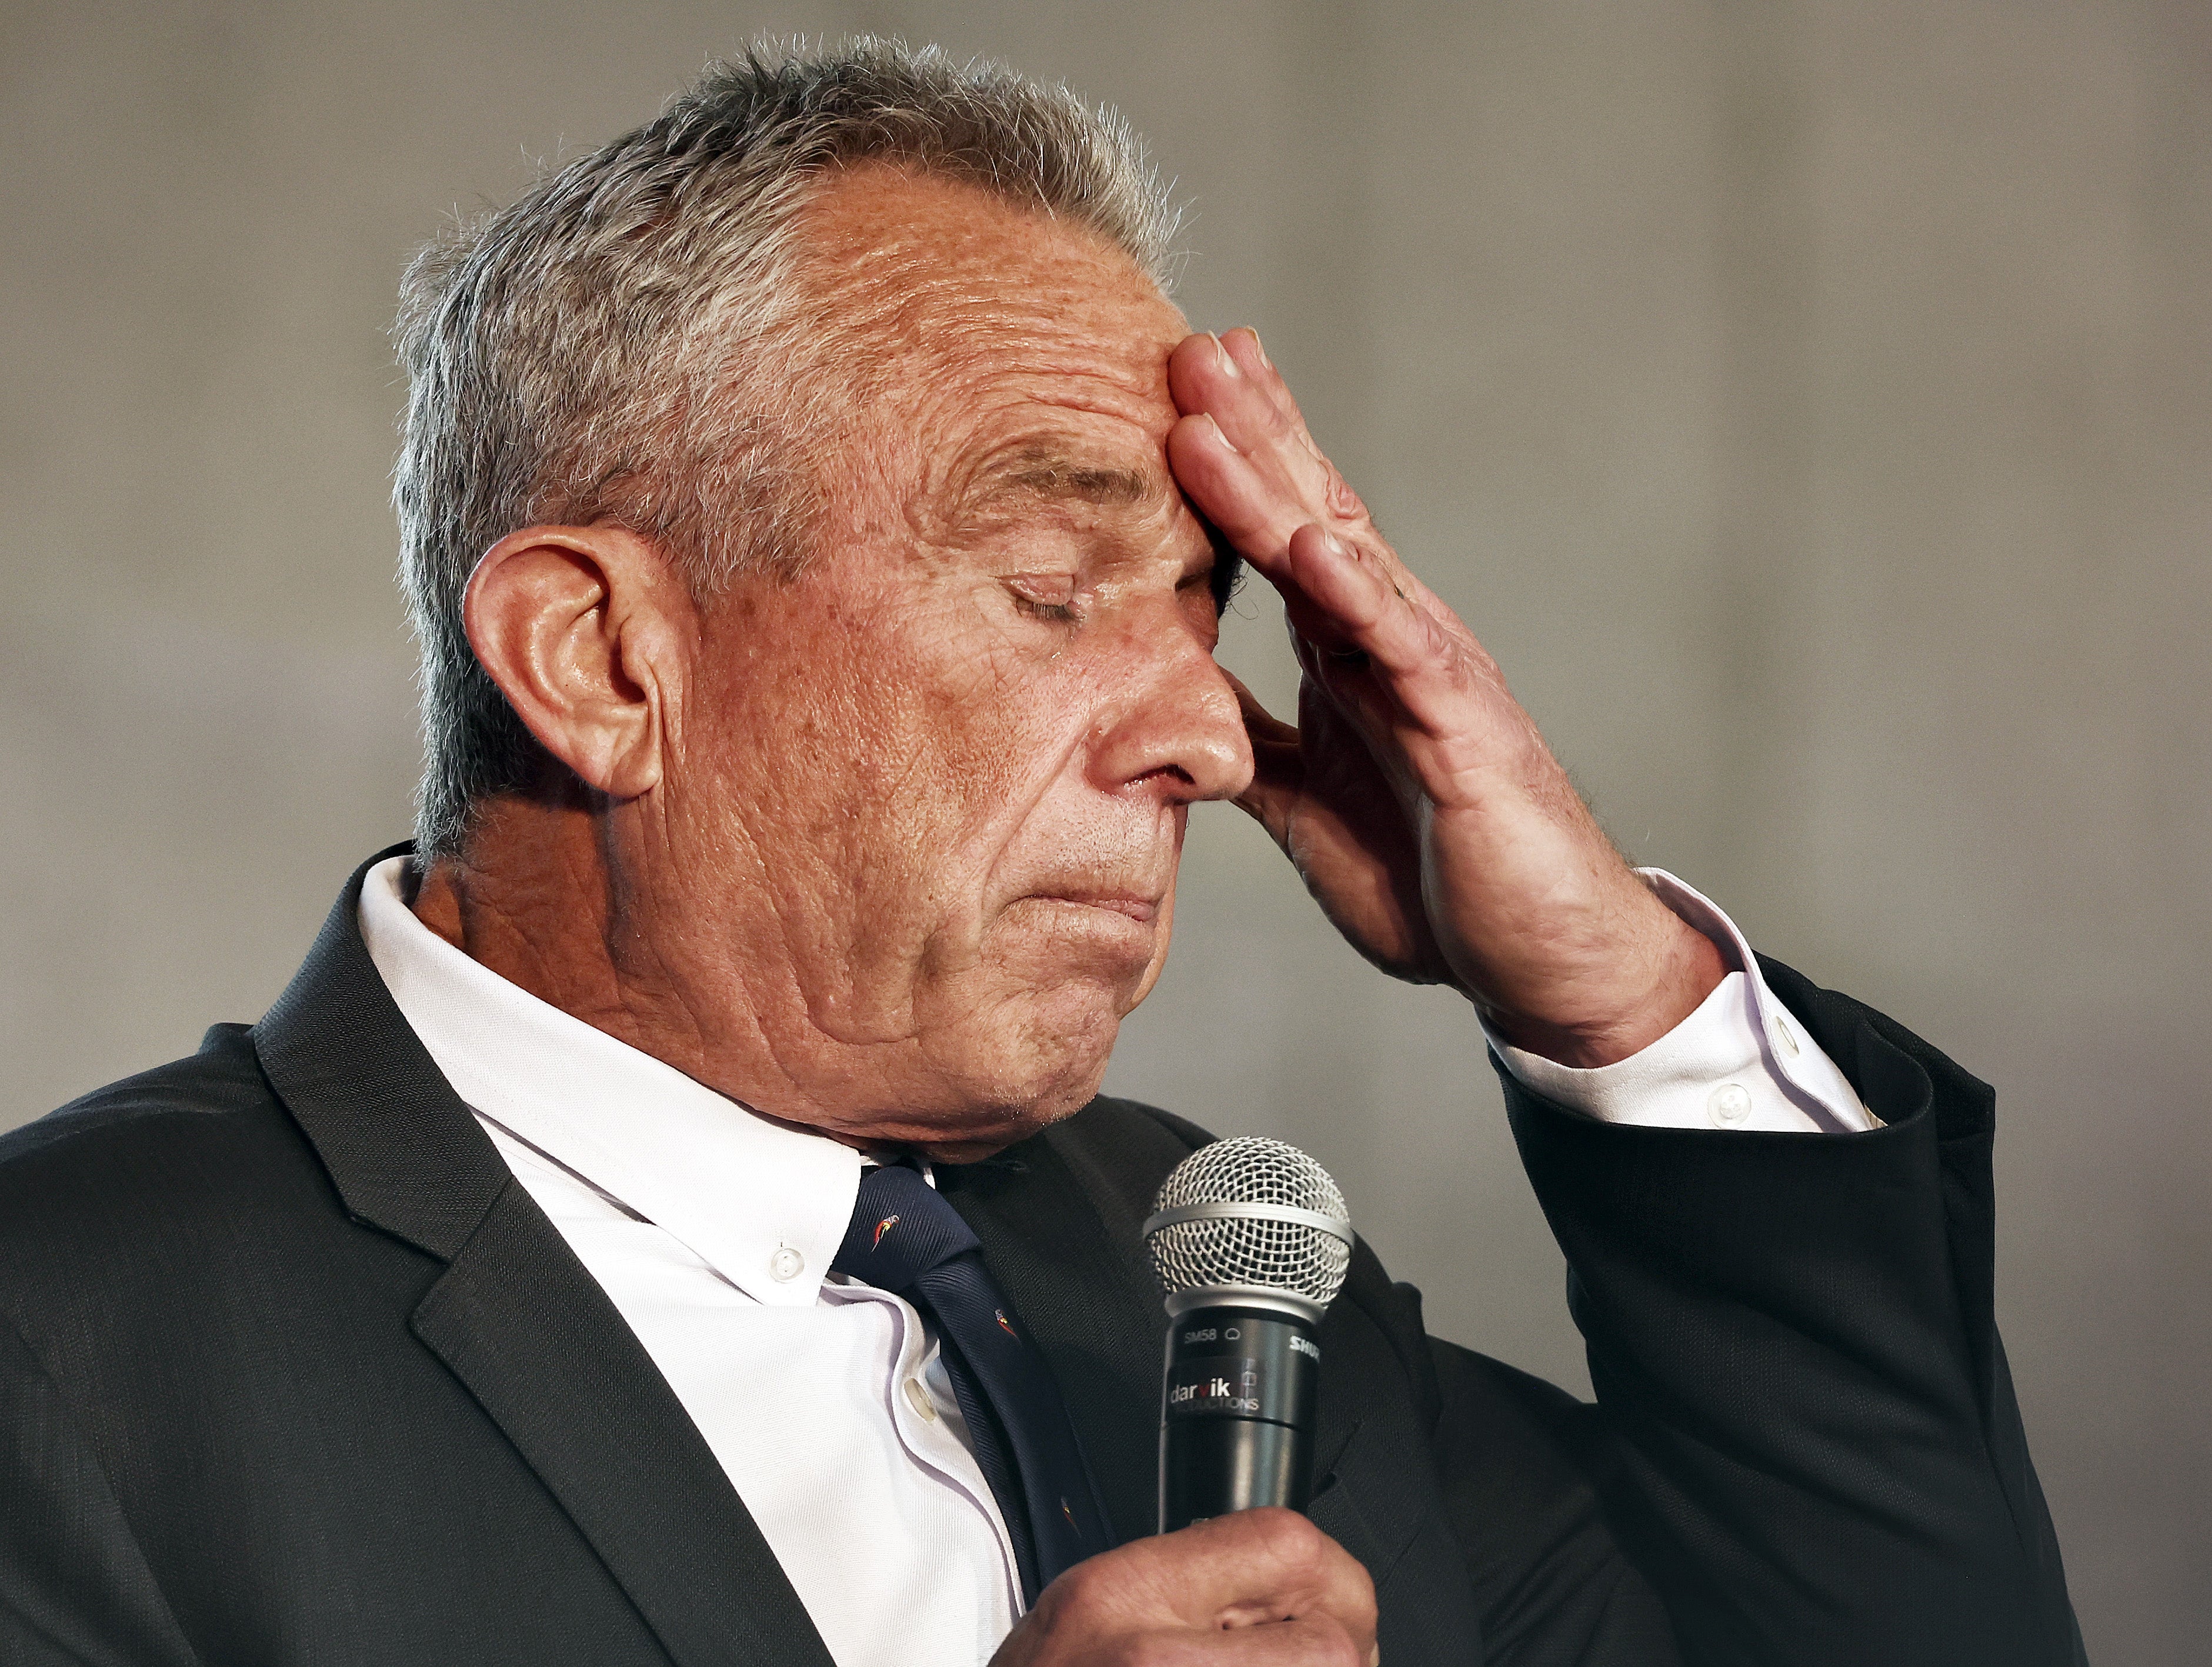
[904,1004,1121,1162]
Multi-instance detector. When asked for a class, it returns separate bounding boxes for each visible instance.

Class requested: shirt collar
[356,856,859,1307]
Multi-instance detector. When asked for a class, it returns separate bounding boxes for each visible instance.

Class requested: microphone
[1142,1137,1353,1533]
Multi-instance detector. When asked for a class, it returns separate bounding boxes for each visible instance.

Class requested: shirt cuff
[1483,870,1879,1134]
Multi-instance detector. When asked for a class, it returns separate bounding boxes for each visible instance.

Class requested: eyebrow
[957,439,1242,610]
[986,446,1160,509]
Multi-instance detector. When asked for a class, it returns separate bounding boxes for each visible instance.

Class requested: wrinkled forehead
[793,165,1190,443]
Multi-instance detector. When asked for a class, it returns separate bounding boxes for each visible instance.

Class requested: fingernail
[1319,527,1347,555]
[1211,331,1239,377]
[1203,413,1239,454]
[1252,330,1272,370]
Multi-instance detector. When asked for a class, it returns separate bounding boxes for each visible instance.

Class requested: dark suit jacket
[1,853,2081,1666]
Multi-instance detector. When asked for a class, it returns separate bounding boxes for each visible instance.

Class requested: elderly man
[0,41,2077,1667]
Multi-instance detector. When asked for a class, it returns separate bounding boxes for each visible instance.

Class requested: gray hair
[392,37,1180,858]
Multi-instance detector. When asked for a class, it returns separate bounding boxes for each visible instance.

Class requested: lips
[1029,892,1161,924]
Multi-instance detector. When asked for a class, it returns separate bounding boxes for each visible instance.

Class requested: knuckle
[1045,1554,1115,1620]
[1423,616,1463,666]
[1245,1503,1327,1566]
[1322,468,1366,520]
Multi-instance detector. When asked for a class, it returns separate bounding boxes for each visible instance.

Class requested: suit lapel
[255,850,831,1667]
[413,1181,833,1667]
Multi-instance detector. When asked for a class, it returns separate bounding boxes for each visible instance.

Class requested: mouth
[1023,891,1163,925]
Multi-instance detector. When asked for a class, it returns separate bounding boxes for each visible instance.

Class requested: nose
[1087,605,1255,805]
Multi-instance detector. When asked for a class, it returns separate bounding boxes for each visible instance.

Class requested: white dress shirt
[1484,870,1877,1134]
[358,858,1022,1667]
[356,854,1868,1665]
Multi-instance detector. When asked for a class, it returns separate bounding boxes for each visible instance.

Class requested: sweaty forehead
[795,166,1189,435]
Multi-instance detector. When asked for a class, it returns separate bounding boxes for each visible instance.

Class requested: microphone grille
[1144,1136,1352,1311]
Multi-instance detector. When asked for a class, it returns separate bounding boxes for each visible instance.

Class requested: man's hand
[992,1510,1377,1667]
[1165,328,1724,1067]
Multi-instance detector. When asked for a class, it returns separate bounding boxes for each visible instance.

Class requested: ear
[461,525,688,801]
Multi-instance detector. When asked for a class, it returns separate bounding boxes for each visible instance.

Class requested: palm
[1236,669,1457,988]
[1165,327,1723,1065]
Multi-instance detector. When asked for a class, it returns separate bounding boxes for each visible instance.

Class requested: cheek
[679,582,1097,1033]
[904,666,1094,953]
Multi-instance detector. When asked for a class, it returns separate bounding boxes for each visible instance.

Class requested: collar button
[768,1246,805,1282]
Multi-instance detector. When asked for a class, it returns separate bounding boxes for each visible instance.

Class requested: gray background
[4,2,2205,1659]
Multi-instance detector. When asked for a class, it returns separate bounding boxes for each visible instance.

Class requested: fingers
[1097,1617,1369,1667]
[1225,670,1300,751]
[1167,330,1363,516]
[1163,400,1297,562]
[1004,1619,1364,1667]
[1165,330,1362,569]
[1282,525,1432,678]
[1165,326,1512,808]
[1163,330,1437,622]
[1000,1509,1376,1667]
[1164,406,1402,664]
[1187,1509,1374,1639]
[1223,670,1303,850]
[1282,523,1503,761]
[1099,1508,1374,1632]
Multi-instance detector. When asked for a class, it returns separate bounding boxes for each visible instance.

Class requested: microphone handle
[1158,1303,1320,1534]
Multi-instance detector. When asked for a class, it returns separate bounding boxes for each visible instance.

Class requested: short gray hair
[392,37,1180,858]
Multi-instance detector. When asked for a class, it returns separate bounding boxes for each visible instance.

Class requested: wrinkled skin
[413,165,1720,1165]
[411,162,1727,1665]
[993,1510,1376,1667]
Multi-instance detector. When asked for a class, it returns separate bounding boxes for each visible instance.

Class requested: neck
[409,797,873,1154]
[411,799,618,1024]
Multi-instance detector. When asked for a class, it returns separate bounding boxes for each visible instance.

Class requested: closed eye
[1013,593,1080,624]
[1006,573,1080,624]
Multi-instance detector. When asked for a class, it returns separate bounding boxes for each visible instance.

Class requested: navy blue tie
[833,1164,1113,1602]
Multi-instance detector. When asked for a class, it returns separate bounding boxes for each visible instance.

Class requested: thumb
[1224,670,1300,850]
